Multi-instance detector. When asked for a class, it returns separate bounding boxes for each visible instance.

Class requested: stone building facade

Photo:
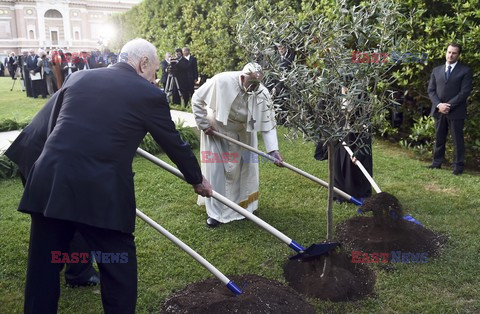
[0,0,141,56]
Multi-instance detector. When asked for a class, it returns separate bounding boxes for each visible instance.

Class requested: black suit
[428,62,473,170]
[185,55,198,98]
[160,59,170,88]
[27,54,44,98]
[18,62,203,313]
[19,55,33,97]
[171,57,190,105]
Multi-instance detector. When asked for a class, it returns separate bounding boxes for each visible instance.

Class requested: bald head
[121,38,159,83]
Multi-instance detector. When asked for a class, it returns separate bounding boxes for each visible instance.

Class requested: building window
[0,21,11,38]
[44,9,62,18]
[51,31,58,45]
[74,31,80,40]
[29,30,35,39]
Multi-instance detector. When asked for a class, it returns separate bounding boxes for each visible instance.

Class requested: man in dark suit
[160,52,171,88]
[182,47,198,103]
[171,48,190,106]
[18,38,212,313]
[427,42,473,175]
[27,49,44,98]
[5,91,100,289]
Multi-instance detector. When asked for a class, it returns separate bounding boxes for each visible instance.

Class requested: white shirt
[445,61,457,72]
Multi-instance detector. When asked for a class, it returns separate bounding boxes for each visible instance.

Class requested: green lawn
[0,77,46,123]
[0,77,479,313]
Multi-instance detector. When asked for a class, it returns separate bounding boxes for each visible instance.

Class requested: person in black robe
[314,84,373,202]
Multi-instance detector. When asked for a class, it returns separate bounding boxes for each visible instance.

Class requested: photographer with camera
[166,48,189,106]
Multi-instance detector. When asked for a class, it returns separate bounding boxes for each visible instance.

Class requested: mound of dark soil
[337,192,447,258]
[336,216,446,258]
[283,252,375,301]
[160,274,316,313]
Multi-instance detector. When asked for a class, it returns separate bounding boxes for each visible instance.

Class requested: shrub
[139,120,199,155]
[0,155,19,179]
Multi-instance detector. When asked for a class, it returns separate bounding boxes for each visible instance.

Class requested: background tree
[109,0,480,167]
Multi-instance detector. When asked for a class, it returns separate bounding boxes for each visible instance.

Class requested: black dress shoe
[427,164,441,169]
[206,217,221,228]
[66,274,100,288]
[453,169,463,175]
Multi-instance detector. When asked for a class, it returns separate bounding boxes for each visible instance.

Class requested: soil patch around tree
[336,192,447,260]
[160,274,316,313]
[283,252,376,301]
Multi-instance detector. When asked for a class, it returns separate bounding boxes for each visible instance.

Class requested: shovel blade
[289,242,340,260]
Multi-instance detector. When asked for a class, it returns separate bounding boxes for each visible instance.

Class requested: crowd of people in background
[3,48,119,99]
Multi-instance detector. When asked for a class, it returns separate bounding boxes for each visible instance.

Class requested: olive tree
[236,0,415,262]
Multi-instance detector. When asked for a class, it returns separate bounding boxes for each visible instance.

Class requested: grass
[1,78,480,313]
[0,77,46,123]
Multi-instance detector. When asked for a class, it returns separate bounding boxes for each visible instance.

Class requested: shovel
[136,148,337,259]
[211,130,362,206]
[342,142,381,193]
[342,143,423,226]
[136,208,242,295]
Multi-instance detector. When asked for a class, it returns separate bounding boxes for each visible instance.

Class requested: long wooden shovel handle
[136,148,305,253]
[342,142,381,193]
[136,208,242,294]
[211,130,362,205]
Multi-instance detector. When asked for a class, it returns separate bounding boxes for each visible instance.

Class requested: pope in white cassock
[192,63,284,227]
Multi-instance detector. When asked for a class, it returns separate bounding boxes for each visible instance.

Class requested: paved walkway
[0,110,197,154]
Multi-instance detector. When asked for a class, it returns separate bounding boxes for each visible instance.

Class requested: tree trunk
[321,141,336,278]
[326,141,335,241]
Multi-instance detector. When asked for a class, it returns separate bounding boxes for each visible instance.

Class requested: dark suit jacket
[26,55,38,72]
[428,62,473,119]
[171,57,189,91]
[185,55,198,92]
[5,91,60,182]
[160,59,170,86]
[279,50,295,70]
[18,62,203,233]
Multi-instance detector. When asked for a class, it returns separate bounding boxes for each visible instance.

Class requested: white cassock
[192,71,278,223]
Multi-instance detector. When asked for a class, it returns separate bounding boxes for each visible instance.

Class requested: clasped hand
[438,103,451,114]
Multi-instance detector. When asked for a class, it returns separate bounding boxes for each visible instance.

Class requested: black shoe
[66,274,100,288]
[453,169,463,175]
[206,217,221,228]
[427,164,441,169]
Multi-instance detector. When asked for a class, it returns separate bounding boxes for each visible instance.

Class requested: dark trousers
[24,213,137,314]
[64,232,98,285]
[433,115,465,170]
[172,85,190,106]
[19,174,97,285]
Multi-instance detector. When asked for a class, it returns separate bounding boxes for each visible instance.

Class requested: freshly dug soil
[283,252,375,301]
[337,192,447,259]
[160,274,316,313]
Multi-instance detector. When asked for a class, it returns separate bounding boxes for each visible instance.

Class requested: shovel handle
[342,142,381,193]
[211,131,362,205]
[135,208,242,295]
[136,148,305,253]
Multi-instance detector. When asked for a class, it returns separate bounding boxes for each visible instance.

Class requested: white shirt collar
[446,61,458,71]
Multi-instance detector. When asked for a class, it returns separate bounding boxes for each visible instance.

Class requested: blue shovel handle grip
[226,281,243,295]
[289,240,306,252]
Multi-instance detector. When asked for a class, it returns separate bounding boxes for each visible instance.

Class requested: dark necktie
[446,65,452,81]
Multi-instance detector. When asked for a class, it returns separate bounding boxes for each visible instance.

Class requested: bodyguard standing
[427,42,473,175]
